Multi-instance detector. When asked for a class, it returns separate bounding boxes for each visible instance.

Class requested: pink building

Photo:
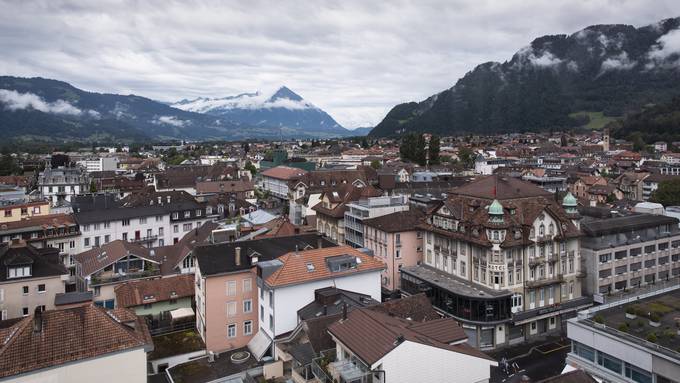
[193,234,335,354]
[363,209,424,291]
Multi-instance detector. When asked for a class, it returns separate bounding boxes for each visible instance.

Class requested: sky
[1,1,680,129]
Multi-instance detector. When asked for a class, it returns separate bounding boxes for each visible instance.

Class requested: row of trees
[399,133,440,166]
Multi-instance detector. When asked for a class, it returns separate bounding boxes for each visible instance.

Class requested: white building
[324,308,497,383]
[76,157,120,173]
[256,246,384,350]
[344,195,409,248]
[38,167,89,206]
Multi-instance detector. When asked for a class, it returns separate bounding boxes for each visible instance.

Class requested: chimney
[235,247,241,266]
[342,302,348,320]
[33,307,43,333]
[317,237,323,249]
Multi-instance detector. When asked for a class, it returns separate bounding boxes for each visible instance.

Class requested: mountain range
[369,17,680,137]
[171,86,350,138]
[0,78,359,142]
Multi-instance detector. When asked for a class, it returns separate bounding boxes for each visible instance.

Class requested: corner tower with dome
[401,174,590,350]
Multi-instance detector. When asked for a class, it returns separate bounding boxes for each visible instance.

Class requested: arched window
[539,224,545,237]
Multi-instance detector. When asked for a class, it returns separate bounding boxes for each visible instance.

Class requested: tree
[457,147,475,169]
[399,133,427,165]
[428,135,441,164]
[370,160,381,169]
[651,179,680,206]
[244,161,257,176]
[360,137,370,149]
[560,135,568,147]
[89,180,98,193]
[0,152,20,176]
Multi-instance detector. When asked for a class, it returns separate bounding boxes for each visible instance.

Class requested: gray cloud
[0,0,679,128]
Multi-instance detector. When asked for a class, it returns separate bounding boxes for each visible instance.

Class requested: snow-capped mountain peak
[170,86,349,136]
[171,86,315,113]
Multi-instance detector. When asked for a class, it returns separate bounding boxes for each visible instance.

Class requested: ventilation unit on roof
[306,263,315,272]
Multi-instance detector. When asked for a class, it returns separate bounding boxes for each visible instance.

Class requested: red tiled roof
[0,306,151,378]
[260,166,308,180]
[115,274,194,307]
[265,246,385,288]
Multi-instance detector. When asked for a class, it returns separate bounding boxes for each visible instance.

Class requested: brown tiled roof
[0,213,76,231]
[196,180,254,194]
[0,175,29,187]
[264,246,385,288]
[260,166,308,181]
[452,174,551,200]
[363,209,424,233]
[158,221,221,275]
[74,240,161,277]
[115,274,194,308]
[312,185,383,218]
[422,176,581,248]
[0,306,151,379]
[328,308,494,366]
[155,164,240,189]
[368,294,440,322]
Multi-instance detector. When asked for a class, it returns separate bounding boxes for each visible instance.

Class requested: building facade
[403,175,590,350]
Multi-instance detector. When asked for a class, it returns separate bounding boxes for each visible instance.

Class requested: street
[490,339,571,383]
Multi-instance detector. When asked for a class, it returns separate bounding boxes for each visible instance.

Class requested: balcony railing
[131,234,159,244]
[90,269,161,286]
[525,274,564,289]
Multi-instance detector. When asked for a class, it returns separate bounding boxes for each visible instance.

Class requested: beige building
[0,201,51,224]
[313,184,382,243]
[0,240,68,320]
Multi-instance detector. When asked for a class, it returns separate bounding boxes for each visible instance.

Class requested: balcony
[90,268,161,286]
[525,274,564,289]
[131,234,158,244]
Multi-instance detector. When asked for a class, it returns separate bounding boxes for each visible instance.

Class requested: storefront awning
[248,330,272,360]
[170,307,194,320]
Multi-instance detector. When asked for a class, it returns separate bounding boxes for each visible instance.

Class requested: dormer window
[8,266,31,279]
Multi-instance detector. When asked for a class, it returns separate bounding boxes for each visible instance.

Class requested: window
[599,253,612,263]
[196,209,202,217]
[183,223,192,232]
[84,237,90,247]
[597,351,623,374]
[140,217,147,224]
[94,223,100,230]
[227,280,237,296]
[172,212,179,220]
[227,324,236,338]
[243,299,252,313]
[260,305,264,321]
[20,207,27,215]
[269,291,274,309]
[37,284,46,293]
[33,206,41,214]
[70,240,75,249]
[22,286,29,295]
[243,278,252,292]
[122,219,130,226]
[159,227,164,236]
[396,249,401,259]
[122,233,128,241]
[244,320,252,335]
[22,307,29,317]
[104,221,110,228]
[173,225,179,233]
[9,267,31,279]
[573,342,596,363]
[227,301,237,317]
[269,314,274,331]
[94,286,101,296]
[184,211,191,218]
[104,235,110,243]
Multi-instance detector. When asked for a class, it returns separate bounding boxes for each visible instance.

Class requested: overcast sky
[1,1,679,129]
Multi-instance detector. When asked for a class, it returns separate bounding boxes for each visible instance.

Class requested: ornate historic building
[401,175,591,349]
